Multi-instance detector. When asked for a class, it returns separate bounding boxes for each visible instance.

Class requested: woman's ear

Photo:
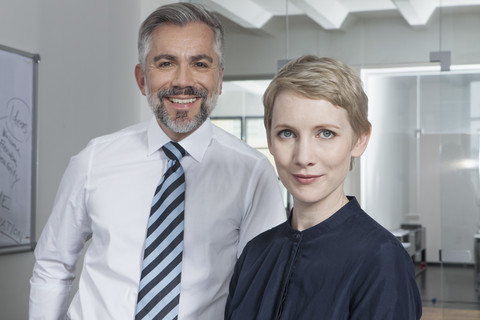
[351,126,371,158]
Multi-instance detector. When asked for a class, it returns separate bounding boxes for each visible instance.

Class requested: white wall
[0,0,142,319]
[361,74,419,230]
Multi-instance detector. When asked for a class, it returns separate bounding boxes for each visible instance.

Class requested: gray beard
[146,87,219,134]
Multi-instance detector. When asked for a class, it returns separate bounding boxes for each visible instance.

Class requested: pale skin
[268,90,371,231]
[134,22,224,142]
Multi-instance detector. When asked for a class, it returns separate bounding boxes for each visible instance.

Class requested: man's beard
[146,86,219,134]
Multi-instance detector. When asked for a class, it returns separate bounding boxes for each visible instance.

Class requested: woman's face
[268,90,369,211]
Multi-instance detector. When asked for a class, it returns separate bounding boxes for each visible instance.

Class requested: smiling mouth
[158,87,208,105]
[168,97,198,104]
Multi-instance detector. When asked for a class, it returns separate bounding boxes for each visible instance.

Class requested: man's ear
[134,64,147,96]
[218,67,224,95]
[351,126,371,158]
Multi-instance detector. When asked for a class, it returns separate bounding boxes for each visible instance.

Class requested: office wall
[361,74,419,231]
[0,0,142,319]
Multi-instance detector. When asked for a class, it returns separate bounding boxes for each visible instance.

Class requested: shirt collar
[147,116,213,163]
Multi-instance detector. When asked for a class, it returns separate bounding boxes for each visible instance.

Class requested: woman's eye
[320,130,335,139]
[279,130,294,138]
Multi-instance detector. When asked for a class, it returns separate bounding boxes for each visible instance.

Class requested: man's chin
[153,100,212,134]
[159,117,199,134]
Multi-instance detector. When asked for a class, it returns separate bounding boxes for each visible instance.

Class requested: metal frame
[0,44,40,254]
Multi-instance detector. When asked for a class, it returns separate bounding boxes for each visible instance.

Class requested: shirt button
[295,233,301,239]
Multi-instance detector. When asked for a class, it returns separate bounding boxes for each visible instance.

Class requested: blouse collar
[285,196,361,241]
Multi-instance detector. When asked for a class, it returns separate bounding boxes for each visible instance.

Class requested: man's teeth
[169,97,197,103]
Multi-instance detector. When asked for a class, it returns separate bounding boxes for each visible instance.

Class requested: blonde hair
[264,55,371,143]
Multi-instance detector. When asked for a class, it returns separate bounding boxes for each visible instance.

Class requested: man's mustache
[157,87,208,100]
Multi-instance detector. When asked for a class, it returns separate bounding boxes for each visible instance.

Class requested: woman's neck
[291,193,349,231]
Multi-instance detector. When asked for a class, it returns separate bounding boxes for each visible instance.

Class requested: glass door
[362,65,480,313]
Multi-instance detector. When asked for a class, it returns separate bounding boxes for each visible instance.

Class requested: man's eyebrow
[191,54,213,63]
[152,54,176,63]
[151,53,214,64]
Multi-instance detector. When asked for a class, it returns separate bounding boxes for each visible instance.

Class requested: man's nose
[171,64,195,88]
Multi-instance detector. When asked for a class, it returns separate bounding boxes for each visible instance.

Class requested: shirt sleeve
[237,157,286,257]
[29,147,93,320]
[350,241,423,320]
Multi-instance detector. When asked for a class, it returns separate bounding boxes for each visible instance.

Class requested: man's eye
[158,61,172,68]
[195,62,208,68]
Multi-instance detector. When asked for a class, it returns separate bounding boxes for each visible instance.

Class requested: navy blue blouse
[225,197,422,320]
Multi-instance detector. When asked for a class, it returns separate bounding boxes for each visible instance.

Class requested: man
[29,3,286,319]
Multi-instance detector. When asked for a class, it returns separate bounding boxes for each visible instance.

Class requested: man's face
[135,22,223,141]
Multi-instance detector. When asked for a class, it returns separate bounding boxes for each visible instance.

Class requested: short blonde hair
[264,55,371,143]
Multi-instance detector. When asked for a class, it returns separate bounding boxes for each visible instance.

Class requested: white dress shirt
[29,118,286,320]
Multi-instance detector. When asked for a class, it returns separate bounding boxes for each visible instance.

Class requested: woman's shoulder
[246,221,289,250]
[237,221,291,265]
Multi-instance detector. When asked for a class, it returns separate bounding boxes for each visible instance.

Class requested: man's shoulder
[73,121,148,163]
[210,125,266,161]
[89,121,148,147]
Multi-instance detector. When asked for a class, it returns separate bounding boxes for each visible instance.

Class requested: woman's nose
[294,138,315,167]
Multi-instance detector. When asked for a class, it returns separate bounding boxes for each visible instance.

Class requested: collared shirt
[29,118,286,320]
[226,197,422,320]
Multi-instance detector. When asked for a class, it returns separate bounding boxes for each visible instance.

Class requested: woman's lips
[293,174,322,184]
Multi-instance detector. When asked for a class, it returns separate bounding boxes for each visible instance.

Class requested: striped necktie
[136,141,187,320]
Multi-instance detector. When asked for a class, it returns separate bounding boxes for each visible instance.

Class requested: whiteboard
[0,45,39,254]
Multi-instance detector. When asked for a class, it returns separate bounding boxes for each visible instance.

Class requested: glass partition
[362,65,480,311]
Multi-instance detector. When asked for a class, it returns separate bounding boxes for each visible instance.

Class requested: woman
[225,55,422,320]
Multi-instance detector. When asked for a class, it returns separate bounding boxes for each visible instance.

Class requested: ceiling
[203,0,480,30]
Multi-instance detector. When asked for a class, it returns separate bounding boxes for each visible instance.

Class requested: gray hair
[138,2,224,70]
